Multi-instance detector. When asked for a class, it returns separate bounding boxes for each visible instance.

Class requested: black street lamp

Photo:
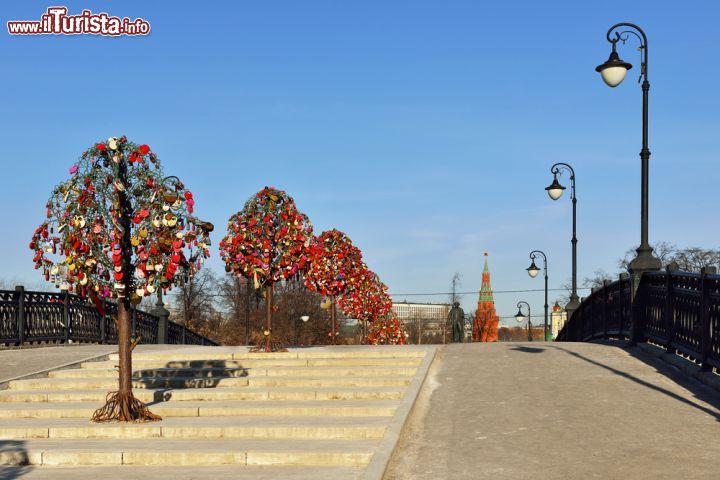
[526,250,549,341]
[296,315,310,345]
[596,23,661,279]
[545,163,579,316]
[514,301,532,342]
[150,175,185,336]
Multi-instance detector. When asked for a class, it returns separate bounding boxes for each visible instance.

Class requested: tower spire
[474,252,499,342]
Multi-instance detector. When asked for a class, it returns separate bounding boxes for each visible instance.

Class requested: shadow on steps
[132,359,250,404]
[0,440,30,478]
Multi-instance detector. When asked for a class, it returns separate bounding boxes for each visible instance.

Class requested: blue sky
[1,1,718,325]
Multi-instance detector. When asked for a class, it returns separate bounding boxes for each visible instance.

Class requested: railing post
[699,266,716,371]
[63,289,71,344]
[100,298,107,344]
[15,286,25,345]
[664,264,677,354]
[629,272,647,346]
[182,327,187,345]
[130,304,137,340]
[602,280,609,338]
[578,299,583,341]
[589,287,596,340]
[619,273,630,340]
[151,292,170,344]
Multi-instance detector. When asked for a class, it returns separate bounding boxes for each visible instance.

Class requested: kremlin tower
[473,253,499,342]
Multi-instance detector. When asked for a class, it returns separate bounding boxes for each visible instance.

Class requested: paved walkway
[0,344,185,385]
[385,342,720,480]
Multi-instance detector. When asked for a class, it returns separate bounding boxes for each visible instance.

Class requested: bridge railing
[557,268,720,372]
[0,286,218,347]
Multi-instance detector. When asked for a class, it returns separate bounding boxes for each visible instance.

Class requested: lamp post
[149,175,184,344]
[297,315,309,345]
[595,23,661,281]
[545,163,579,316]
[514,301,532,342]
[526,250,549,341]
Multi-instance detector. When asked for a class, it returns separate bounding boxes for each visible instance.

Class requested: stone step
[0,416,388,440]
[8,375,410,391]
[107,349,426,362]
[7,376,250,390]
[0,400,399,419]
[0,386,406,403]
[248,376,411,388]
[0,438,377,467]
[6,465,364,480]
[51,365,417,379]
[82,357,423,369]
[51,367,247,379]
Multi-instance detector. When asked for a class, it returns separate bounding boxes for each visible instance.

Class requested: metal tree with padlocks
[304,229,364,344]
[29,136,213,422]
[219,186,313,352]
[338,268,392,342]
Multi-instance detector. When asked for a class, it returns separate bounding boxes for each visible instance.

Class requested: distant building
[473,253,499,342]
[551,302,568,340]
[392,301,451,341]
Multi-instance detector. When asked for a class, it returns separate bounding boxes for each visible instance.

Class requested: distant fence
[557,268,719,372]
[0,286,218,347]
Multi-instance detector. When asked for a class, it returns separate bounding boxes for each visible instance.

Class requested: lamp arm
[550,162,576,200]
[529,250,547,270]
[606,23,648,82]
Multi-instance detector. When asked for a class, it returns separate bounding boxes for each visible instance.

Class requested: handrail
[0,286,218,347]
[557,270,719,371]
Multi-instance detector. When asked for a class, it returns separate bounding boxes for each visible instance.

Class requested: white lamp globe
[545,177,566,200]
[527,262,540,278]
[595,50,632,88]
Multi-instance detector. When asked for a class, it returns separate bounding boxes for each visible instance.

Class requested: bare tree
[0,276,53,292]
[214,276,345,347]
[217,274,261,346]
[465,309,477,342]
[449,273,463,305]
[672,247,720,272]
[556,278,572,306]
[618,242,677,271]
[272,279,328,346]
[171,269,219,339]
[618,242,720,273]
[583,269,615,289]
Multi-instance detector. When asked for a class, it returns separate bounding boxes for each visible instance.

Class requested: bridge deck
[0,345,185,385]
[386,342,720,480]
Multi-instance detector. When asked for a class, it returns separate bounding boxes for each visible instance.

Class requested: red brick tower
[473,253,499,342]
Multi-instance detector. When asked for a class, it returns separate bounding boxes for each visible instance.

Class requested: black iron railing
[557,268,720,372]
[0,286,218,347]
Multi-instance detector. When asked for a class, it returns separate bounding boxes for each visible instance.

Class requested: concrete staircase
[0,346,434,479]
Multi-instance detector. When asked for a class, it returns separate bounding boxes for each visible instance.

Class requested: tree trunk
[91,156,159,423]
[265,285,273,352]
[331,296,336,345]
[117,299,133,394]
[245,279,251,346]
